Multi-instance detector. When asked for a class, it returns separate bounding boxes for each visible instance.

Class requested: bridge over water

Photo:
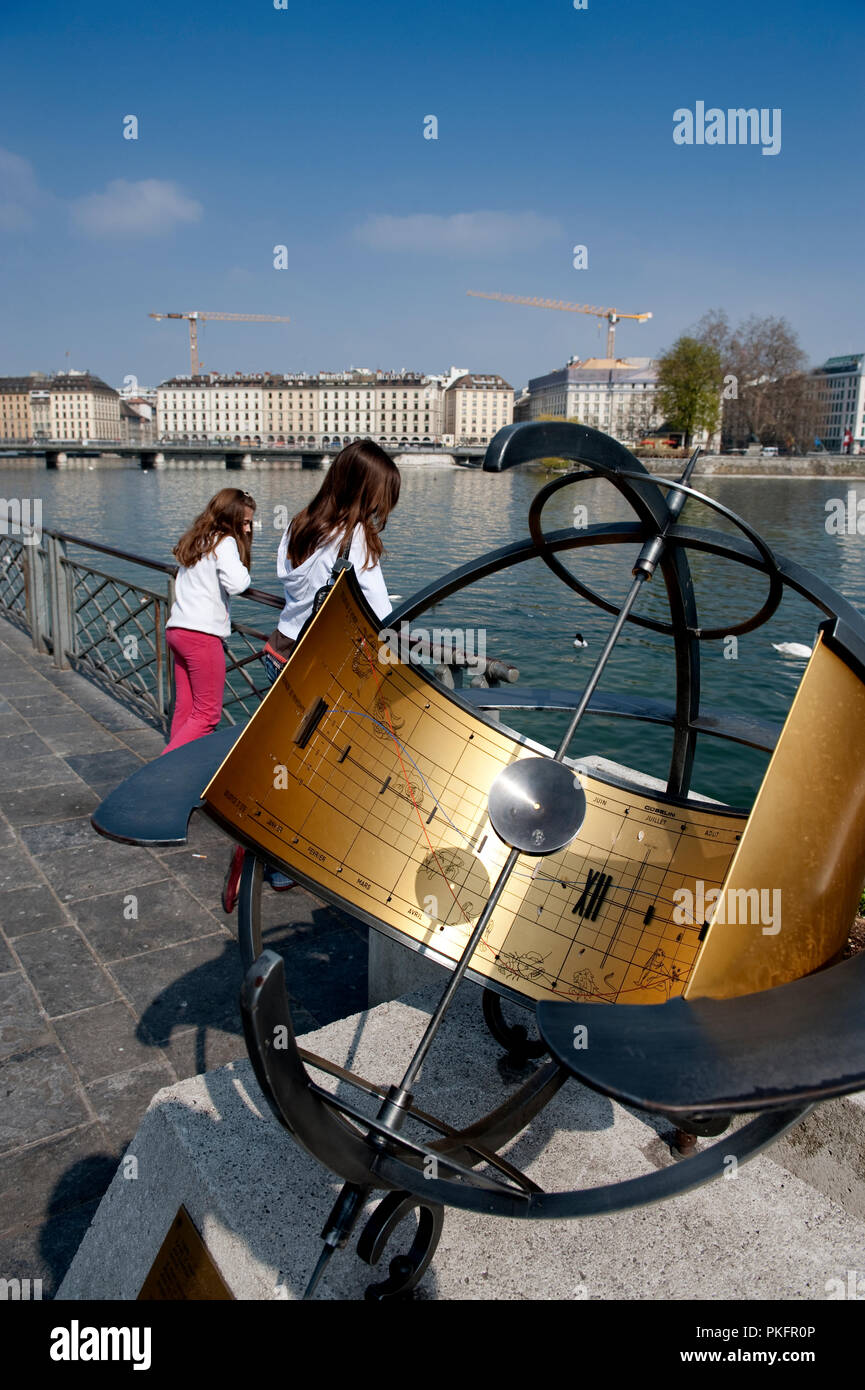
[0,441,487,470]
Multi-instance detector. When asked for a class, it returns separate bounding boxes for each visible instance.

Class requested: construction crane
[148,311,292,376]
[466,291,652,360]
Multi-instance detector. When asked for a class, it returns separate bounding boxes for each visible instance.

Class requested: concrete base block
[367,930,448,1007]
[58,982,865,1301]
[772,1090,865,1224]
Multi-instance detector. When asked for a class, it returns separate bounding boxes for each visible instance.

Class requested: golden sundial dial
[204,569,758,1007]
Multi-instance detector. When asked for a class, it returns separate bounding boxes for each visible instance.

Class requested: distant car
[761,446,779,457]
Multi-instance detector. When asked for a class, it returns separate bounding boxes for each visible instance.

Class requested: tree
[773,371,822,455]
[725,315,807,444]
[690,309,817,450]
[690,308,733,364]
[625,391,661,443]
[655,337,723,446]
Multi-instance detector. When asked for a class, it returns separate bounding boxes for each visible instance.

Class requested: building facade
[45,371,121,442]
[0,371,121,444]
[443,374,514,444]
[0,377,37,443]
[157,377,264,441]
[120,399,155,445]
[813,354,865,452]
[522,358,662,443]
[370,373,443,441]
[156,370,451,445]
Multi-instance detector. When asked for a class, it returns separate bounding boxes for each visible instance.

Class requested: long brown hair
[287,440,400,570]
[174,488,256,569]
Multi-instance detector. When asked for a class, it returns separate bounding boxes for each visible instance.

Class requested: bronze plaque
[138,1206,234,1301]
[203,571,748,1006]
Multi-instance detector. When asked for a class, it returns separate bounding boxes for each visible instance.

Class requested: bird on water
[772,642,812,659]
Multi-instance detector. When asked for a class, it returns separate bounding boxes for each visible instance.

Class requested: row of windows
[166,390,432,399]
[165,388,497,402]
[163,414,431,422]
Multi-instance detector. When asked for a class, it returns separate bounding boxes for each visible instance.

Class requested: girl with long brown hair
[222,441,400,909]
[262,438,401,677]
[164,488,255,753]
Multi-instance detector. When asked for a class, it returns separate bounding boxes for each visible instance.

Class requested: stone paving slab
[0,614,368,1297]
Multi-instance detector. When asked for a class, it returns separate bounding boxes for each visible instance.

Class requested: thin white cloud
[354,210,561,256]
[0,148,50,230]
[70,178,203,238]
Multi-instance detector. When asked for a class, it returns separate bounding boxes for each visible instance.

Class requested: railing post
[33,544,50,654]
[433,662,458,690]
[21,539,38,650]
[22,538,50,654]
[153,597,165,719]
[164,574,176,735]
[47,535,73,669]
[470,670,501,721]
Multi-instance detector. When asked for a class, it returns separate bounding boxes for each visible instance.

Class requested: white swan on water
[772,642,813,659]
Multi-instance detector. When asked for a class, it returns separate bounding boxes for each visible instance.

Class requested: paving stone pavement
[0,614,368,1297]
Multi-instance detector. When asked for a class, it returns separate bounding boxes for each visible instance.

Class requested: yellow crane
[148,311,292,376]
[466,291,652,360]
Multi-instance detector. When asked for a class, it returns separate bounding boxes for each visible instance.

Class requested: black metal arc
[460,687,780,755]
[369,1104,810,1220]
[537,949,865,1115]
[482,422,670,536]
[612,471,784,640]
[391,520,865,645]
[526,467,784,641]
[240,950,389,1189]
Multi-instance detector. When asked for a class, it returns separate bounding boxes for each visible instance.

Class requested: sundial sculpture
[94,421,865,1299]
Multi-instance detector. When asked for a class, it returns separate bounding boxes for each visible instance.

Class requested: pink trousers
[163,627,226,754]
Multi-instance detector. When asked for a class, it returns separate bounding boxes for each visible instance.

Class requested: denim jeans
[261,650,285,687]
[260,650,294,887]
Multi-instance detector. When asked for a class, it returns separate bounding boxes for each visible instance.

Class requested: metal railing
[0,523,517,734]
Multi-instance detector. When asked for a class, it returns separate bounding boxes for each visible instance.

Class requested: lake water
[4,461,863,809]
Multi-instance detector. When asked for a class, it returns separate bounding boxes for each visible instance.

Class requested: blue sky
[1,0,862,391]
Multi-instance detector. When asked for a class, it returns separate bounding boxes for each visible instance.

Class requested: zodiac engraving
[496,949,549,982]
[638,947,673,996]
[371,693,405,739]
[570,968,600,999]
[393,780,425,809]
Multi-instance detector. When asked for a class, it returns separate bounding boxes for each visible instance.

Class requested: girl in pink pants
[163,488,255,754]
[164,628,229,752]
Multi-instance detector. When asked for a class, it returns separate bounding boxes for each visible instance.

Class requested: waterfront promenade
[0,614,367,1296]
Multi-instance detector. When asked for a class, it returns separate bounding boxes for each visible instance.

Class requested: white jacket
[166,535,250,639]
[276,524,391,639]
